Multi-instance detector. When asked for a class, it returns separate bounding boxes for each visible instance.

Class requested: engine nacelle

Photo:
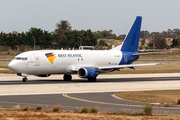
[78,67,98,78]
[34,74,51,77]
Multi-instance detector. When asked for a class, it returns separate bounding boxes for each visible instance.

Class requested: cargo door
[33,53,40,66]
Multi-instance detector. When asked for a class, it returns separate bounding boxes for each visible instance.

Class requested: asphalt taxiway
[0,73,180,114]
[1,93,180,114]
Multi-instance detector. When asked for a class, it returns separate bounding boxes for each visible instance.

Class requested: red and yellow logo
[45,53,57,64]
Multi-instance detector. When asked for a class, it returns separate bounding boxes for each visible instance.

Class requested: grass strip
[116,90,180,106]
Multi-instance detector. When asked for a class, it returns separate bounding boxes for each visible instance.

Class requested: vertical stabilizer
[110,16,142,52]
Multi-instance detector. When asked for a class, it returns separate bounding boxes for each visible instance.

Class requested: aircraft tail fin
[110,16,142,52]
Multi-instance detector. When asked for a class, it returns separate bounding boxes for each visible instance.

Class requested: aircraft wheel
[22,77,28,82]
[63,74,72,81]
[67,74,72,81]
[88,78,96,82]
[63,74,68,81]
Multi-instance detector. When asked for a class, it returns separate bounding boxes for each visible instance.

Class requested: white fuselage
[9,50,123,75]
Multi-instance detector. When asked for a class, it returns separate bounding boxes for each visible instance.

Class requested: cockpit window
[14,57,28,61]
[16,57,21,60]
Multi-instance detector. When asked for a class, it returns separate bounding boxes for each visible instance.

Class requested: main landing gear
[88,77,96,82]
[63,74,72,81]
[22,77,28,82]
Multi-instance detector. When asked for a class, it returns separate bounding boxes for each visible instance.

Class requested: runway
[0,73,180,114]
[1,73,180,95]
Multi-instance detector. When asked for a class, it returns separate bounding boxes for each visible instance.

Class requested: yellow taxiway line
[63,94,143,107]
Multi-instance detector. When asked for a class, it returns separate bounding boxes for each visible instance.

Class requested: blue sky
[0,0,180,35]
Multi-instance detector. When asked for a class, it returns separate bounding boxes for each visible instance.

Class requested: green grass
[0,54,16,59]
[116,90,180,105]
[0,61,15,74]
[0,61,10,68]
[139,52,180,59]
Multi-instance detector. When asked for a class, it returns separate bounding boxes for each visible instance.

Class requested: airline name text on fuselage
[58,54,82,57]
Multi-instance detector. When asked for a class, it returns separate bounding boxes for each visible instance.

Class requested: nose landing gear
[17,73,28,82]
[22,77,28,82]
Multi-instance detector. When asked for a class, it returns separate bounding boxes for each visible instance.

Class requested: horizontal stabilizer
[133,51,172,56]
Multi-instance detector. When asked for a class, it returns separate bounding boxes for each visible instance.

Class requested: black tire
[63,74,72,81]
[88,78,96,82]
[63,74,68,81]
[22,77,28,82]
[67,75,72,81]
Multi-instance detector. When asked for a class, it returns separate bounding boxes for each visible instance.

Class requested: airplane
[8,16,162,82]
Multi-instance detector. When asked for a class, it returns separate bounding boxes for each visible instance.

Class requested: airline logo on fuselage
[45,53,57,64]
[58,54,82,57]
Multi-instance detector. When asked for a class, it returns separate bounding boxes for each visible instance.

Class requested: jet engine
[78,67,98,78]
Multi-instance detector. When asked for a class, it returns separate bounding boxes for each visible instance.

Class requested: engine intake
[78,67,98,78]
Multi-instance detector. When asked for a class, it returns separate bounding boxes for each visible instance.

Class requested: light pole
[32,36,35,50]
[78,37,82,46]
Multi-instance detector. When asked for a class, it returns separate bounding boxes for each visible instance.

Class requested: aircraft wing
[98,63,162,69]
[70,63,162,71]
[70,65,98,71]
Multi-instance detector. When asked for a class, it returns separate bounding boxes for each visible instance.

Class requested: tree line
[0,20,180,50]
[0,20,118,50]
[140,29,180,49]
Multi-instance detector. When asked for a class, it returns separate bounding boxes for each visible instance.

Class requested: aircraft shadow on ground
[0,77,180,85]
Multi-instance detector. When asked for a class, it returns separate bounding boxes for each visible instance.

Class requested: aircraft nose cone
[8,61,17,72]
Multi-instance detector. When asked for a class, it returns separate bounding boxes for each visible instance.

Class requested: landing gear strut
[88,77,96,82]
[63,74,72,81]
[22,77,28,82]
